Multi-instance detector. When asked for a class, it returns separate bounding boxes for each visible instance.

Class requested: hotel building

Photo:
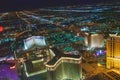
[106,34,120,69]
[46,47,82,80]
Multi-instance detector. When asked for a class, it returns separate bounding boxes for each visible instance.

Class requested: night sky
[0,0,119,12]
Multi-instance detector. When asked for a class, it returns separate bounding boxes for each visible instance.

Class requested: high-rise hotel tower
[106,34,120,69]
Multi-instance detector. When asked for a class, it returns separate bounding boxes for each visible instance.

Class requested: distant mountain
[0,0,119,12]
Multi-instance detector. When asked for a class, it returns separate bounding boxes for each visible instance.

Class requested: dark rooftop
[47,47,80,65]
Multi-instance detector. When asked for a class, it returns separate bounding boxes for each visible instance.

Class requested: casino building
[46,47,82,80]
[15,34,82,80]
[84,33,104,49]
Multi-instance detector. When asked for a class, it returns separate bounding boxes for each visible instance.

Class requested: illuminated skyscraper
[84,33,104,49]
[106,35,120,69]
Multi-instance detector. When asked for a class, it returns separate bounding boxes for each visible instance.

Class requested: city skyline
[0,0,118,12]
[0,1,120,80]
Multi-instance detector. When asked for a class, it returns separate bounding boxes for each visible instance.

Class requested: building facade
[84,33,104,50]
[106,35,120,69]
[46,48,82,80]
[47,62,81,80]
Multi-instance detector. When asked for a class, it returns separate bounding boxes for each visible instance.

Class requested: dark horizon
[0,0,119,12]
